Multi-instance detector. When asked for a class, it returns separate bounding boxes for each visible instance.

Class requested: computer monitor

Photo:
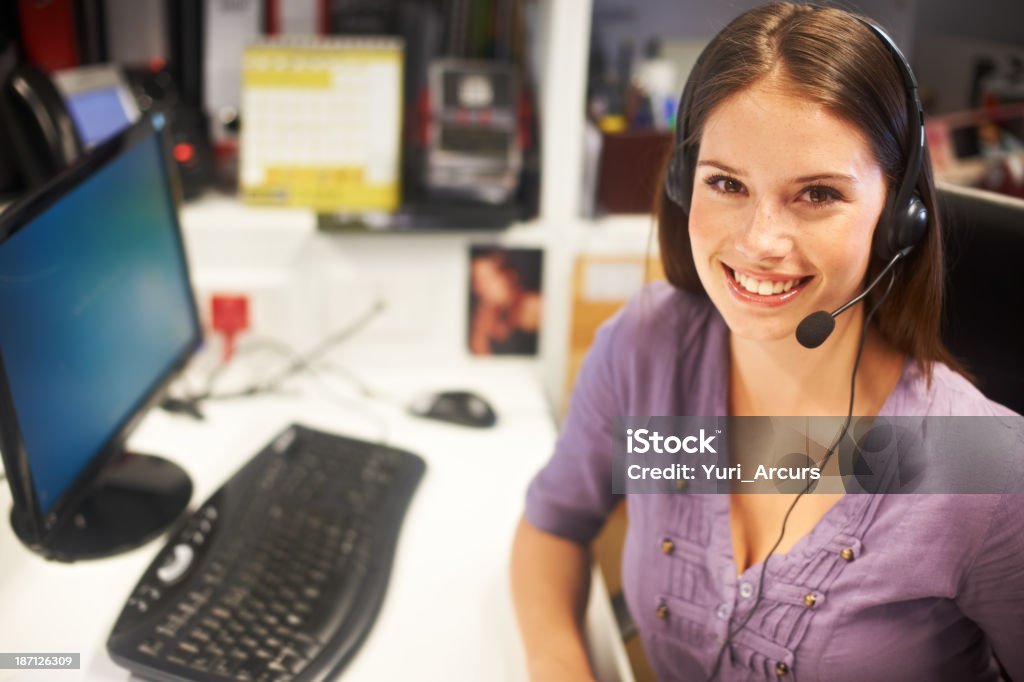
[0,114,200,561]
[938,183,1024,415]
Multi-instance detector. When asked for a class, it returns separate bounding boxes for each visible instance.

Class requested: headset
[663,8,929,267]
[660,8,930,680]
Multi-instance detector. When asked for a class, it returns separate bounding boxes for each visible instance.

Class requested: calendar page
[240,37,403,212]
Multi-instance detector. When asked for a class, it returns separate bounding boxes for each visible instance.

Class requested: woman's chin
[721,316,803,345]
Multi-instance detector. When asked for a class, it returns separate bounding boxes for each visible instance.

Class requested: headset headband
[670,6,926,234]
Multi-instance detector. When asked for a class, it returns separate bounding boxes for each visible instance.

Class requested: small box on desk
[596,130,674,214]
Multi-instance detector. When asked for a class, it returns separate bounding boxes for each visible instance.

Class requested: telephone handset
[0,39,83,192]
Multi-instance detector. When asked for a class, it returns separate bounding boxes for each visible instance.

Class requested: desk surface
[0,362,630,681]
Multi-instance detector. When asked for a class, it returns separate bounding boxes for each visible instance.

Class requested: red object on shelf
[17,0,80,72]
[173,143,196,164]
[211,294,250,362]
[414,87,431,147]
[517,89,534,150]
[265,0,280,34]
[596,130,674,213]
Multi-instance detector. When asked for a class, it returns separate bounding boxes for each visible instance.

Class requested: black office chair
[938,183,1024,415]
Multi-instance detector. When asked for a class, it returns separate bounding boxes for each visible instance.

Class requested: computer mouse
[409,390,498,428]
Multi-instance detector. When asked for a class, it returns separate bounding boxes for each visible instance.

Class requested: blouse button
[775,661,789,676]
[840,547,855,562]
[803,593,817,608]
[674,478,688,492]
[655,603,669,620]
[660,538,675,555]
[738,582,754,598]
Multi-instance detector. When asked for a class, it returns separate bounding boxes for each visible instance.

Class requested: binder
[167,0,203,109]
[203,0,262,121]
[17,0,80,72]
[104,0,167,65]
[265,0,325,35]
[74,0,106,64]
[240,36,404,213]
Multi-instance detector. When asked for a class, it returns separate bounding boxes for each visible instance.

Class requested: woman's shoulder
[586,282,730,415]
[887,360,1020,417]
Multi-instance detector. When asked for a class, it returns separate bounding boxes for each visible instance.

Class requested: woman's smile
[721,262,814,307]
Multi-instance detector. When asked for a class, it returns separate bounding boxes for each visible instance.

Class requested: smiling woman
[657,3,946,382]
[688,78,887,350]
[511,3,1023,682]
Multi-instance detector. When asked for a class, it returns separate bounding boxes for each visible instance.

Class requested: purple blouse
[525,282,1023,682]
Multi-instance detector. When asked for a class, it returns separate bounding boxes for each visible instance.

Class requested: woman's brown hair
[657,2,965,381]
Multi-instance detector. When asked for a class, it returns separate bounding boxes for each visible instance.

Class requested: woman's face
[472,256,514,305]
[688,77,888,344]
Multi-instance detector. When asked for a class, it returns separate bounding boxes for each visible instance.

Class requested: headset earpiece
[861,17,929,262]
[873,192,929,261]
[664,143,693,212]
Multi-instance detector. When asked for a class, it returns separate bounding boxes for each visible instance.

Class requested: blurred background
[0,0,1021,412]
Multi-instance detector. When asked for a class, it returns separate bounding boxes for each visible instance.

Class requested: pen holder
[595,130,674,214]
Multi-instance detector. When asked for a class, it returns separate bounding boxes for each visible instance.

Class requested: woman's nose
[735,199,794,261]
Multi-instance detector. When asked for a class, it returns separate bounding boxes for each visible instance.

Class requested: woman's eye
[802,185,842,207]
[705,175,745,194]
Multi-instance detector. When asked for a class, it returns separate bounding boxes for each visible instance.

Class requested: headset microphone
[794,310,836,350]
[795,246,913,349]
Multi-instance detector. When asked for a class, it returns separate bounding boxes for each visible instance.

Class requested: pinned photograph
[468,246,543,356]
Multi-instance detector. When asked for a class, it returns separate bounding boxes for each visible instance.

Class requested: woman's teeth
[732,269,799,295]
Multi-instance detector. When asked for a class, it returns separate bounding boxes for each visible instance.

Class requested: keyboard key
[178,641,199,655]
[137,639,163,657]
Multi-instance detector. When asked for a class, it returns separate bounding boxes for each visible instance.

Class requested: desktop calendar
[240,37,404,212]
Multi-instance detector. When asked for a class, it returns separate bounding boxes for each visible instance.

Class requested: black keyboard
[107,424,426,682]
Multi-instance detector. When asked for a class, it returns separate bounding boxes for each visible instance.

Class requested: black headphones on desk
[663,9,929,265]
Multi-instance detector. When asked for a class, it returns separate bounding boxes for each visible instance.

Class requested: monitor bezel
[0,114,203,547]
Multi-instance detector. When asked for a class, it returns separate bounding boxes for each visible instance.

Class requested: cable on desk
[204,299,386,401]
[160,300,394,441]
[300,363,393,444]
[166,300,386,408]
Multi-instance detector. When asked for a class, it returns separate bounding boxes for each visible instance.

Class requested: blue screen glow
[0,133,198,513]
[66,87,133,147]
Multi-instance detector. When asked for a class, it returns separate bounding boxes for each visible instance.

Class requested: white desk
[0,362,631,682]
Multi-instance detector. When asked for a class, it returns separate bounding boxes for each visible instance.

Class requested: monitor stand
[10,452,192,562]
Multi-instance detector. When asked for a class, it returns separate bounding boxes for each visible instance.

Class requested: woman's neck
[728,310,905,417]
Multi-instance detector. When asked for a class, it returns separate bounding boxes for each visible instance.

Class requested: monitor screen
[65,86,135,147]
[0,124,200,515]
